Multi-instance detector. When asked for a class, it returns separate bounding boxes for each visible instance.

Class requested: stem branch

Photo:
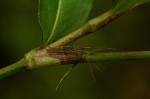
[49,3,143,47]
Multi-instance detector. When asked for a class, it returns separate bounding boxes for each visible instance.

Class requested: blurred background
[0,0,150,99]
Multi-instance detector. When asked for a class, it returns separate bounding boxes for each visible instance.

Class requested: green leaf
[111,0,150,14]
[39,0,93,45]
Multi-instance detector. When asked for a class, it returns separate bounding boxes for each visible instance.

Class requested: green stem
[1,48,150,79]
[49,11,112,47]
[49,3,143,48]
[83,51,150,62]
[0,58,27,79]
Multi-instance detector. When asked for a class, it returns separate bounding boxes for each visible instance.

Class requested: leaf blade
[39,0,93,45]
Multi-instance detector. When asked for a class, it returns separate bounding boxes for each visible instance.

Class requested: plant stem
[1,48,150,79]
[0,58,27,79]
[83,51,150,62]
[49,11,112,47]
[49,3,143,48]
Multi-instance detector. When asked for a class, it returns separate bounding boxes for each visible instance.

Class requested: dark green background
[0,0,150,99]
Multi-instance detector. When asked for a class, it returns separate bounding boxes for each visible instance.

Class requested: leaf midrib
[46,0,62,45]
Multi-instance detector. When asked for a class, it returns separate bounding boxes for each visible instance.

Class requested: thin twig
[49,3,143,48]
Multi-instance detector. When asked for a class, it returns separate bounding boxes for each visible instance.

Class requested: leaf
[111,0,150,14]
[39,0,93,45]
